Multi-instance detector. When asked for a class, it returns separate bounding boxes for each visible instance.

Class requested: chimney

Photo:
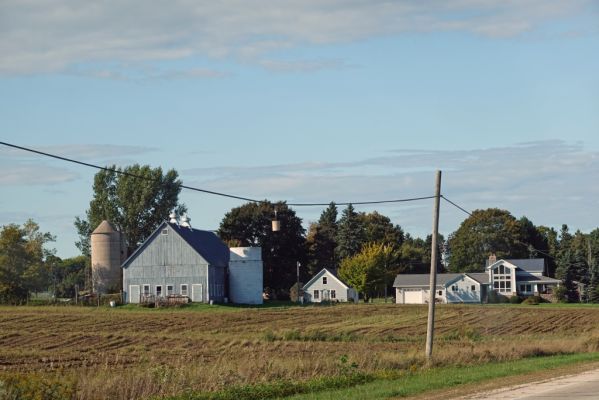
[488,253,497,264]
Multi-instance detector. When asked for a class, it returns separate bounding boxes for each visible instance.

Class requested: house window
[156,285,163,297]
[314,290,319,299]
[167,285,174,296]
[331,290,336,299]
[438,290,443,296]
[520,284,532,293]
[323,277,327,284]
[181,284,188,296]
[161,229,168,235]
[493,264,512,293]
[471,285,476,291]
[452,285,458,292]
[143,285,150,296]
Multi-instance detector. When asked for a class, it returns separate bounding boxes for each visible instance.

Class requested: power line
[440,194,556,260]
[1,141,435,207]
[441,195,472,216]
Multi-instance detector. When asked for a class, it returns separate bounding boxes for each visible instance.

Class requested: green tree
[360,211,404,246]
[338,242,393,302]
[75,164,185,257]
[0,220,55,304]
[336,204,366,261]
[555,225,580,302]
[218,201,306,295]
[447,208,528,272]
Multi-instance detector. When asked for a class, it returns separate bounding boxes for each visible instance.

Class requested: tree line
[1,164,597,303]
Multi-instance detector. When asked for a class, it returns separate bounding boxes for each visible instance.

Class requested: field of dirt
[1,303,599,399]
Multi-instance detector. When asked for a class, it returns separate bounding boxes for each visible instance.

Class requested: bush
[522,295,545,305]
[509,295,522,304]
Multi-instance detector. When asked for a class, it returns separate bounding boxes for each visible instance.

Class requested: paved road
[460,369,599,399]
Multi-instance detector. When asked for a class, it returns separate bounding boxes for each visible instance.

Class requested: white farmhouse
[302,268,358,303]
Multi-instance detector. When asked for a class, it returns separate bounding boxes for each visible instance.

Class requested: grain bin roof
[92,220,117,234]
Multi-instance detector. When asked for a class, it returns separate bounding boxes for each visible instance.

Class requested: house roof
[516,275,561,284]
[465,273,490,284]
[122,221,230,268]
[302,268,351,290]
[393,272,490,288]
[393,273,462,288]
[487,258,545,273]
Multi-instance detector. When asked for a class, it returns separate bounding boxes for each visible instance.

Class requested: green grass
[283,353,599,400]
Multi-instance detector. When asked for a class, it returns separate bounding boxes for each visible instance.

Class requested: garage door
[403,289,423,304]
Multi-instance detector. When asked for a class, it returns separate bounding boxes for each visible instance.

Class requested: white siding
[303,270,355,303]
[228,247,263,305]
[446,276,482,303]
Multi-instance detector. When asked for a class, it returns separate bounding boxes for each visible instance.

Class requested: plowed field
[1,304,599,399]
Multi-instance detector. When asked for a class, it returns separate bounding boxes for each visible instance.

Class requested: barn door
[191,284,203,303]
[129,285,140,304]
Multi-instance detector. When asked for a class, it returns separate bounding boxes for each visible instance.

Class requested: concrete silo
[91,220,123,294]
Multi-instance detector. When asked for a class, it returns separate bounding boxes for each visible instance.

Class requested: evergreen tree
[336,204,366,261]
[555,225,579,302]
[306,202,339,275]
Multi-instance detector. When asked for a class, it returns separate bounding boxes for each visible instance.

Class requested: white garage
[401,288,424,304]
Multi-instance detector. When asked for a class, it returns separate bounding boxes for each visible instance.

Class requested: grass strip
[284,352,599,400]
[162,353,599,400]
[160,374,373,400]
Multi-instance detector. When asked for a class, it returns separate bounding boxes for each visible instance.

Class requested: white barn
[302,268,358,303]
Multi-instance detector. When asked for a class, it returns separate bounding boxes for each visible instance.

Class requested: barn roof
[122,221,229,268]
[169,222,230,266]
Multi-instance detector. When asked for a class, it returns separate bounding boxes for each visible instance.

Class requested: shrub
[522,295,544,305]
[509,295,522,304]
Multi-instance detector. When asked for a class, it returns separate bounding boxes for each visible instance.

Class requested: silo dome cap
[92,220,118,234]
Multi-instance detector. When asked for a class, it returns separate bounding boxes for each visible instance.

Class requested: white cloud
[0,0,594,75]
[181,140,599,235]
[0,143,157,185]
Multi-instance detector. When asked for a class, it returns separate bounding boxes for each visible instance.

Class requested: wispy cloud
[0,143,157,185]
[1,0,594,75]
[181,140,599,234]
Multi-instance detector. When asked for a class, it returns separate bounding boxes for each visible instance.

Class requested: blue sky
[1,1,598,257]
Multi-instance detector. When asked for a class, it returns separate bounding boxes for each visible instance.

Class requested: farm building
[393,255,561,304]
[91,216,263,305]
[302,268,358,303]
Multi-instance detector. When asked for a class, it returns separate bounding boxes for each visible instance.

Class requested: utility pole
[297,261,301,303]
[425,170,442,360]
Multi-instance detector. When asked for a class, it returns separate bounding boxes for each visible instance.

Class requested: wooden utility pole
[425,170,442,360]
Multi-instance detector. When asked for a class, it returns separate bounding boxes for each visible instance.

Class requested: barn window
[451,285,458,292]
[143,285,150,296]
[331,290,336,299]
[156,285,163,297]
[323,277,327,284]
[471,285,476,291]
[167,285,174,296]
[161,229,168,235]
[181,284,188,296]
[314,290,319,299]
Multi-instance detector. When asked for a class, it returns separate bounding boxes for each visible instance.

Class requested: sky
[1,0,598,258]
